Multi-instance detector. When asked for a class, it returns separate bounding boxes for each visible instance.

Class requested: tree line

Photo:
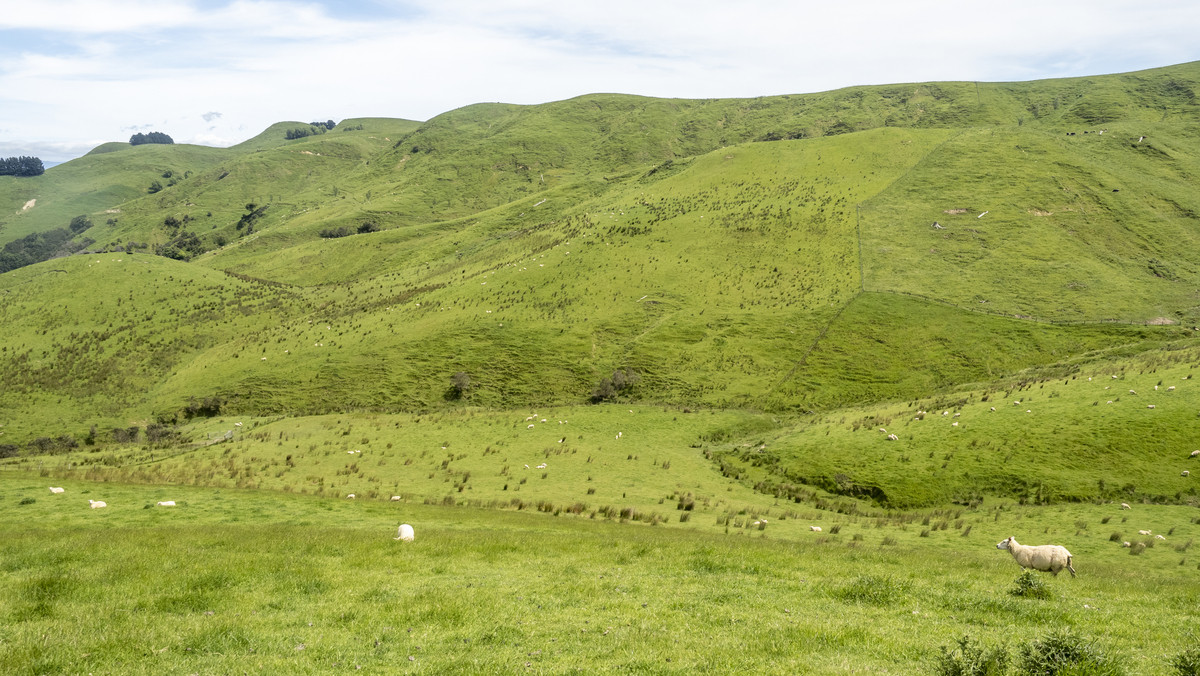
[285,120,337,140]
[0,215,93,273]
[129,132,174,145]
[0,156,45,177]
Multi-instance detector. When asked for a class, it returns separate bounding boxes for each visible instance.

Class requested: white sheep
[810,526,822,532]
[156,501,175,507]
[887,434,898,441]
[1138,529,1152,535]
[346,494,356,499]
[1122,541,1131,548]
[1191,450,1199,458]
[49,487,65,494]
[996,536,1076,577]
[395,524,415,542]
[88,500,107,509]
[1120,503,1130,510]
[1155,534,1166,540]
[1183,471,1191,477]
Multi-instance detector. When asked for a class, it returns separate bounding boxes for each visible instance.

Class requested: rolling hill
[2,62,1200,511]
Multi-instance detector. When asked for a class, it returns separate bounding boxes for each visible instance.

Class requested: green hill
[2,62,1200,512]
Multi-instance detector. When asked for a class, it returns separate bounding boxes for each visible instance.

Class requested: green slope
[1,63,1200,513]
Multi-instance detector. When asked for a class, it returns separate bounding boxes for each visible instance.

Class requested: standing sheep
[395,524,415,542]
[996,536,1076,577]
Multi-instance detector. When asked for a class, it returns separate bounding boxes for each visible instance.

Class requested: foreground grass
[2,475,1198,674]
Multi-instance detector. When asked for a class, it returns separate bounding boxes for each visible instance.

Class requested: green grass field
[3,473,1198,674]
[3,62,1200,674]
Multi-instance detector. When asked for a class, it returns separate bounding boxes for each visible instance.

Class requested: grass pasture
[2,474,1198,675]
[5,63,1200,674]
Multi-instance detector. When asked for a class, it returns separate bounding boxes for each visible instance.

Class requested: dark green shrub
[935,635,1008,676]
[1015,631,1124,676]
[1009,570,1052,600]
[1169,645,1200,675]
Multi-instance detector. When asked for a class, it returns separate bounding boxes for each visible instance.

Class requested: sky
[2,0,1199,164]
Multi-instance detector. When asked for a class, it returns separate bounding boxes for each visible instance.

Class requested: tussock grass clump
[1015,631,1124,676]
[1008,571,1052,600]
[834,574,908,606]
[935,635,1008,676]
[1169,644,1200,675]
[936,631,1125,676]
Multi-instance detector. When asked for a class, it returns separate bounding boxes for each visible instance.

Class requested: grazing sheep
[1122,541,1131,548]
[88,500,107,509]
[810,526,822,532]
[395,524,415,542]
[49,487,65,494]
[1155,534,1166,540]
[346,494,356,499]
[887,433,898,441]
[390,495,402,501]
[156,501,175,507]
[1183,470,1191,477]
[1120,503,1130,510]
[1191,450,1199,458]
[996,536,1076,577]
[1138,529,1152,535]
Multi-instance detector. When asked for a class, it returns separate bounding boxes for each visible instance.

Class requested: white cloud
[1,0,1198,163]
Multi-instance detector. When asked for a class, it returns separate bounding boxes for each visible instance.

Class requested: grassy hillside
[0,142,229,247]
[6,64,1200,673]
[1,62,1199,509]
